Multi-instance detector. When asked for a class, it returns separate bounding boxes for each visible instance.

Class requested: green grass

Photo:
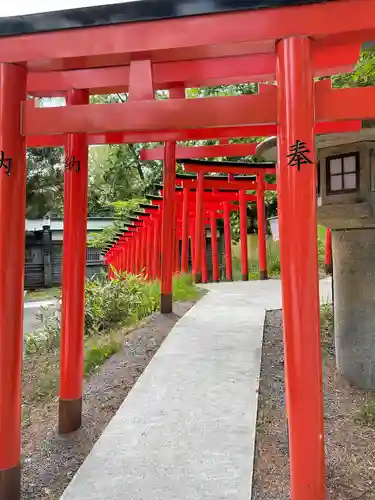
[232,238,281,281]
[232,226,327,281]
[84,337,122,376]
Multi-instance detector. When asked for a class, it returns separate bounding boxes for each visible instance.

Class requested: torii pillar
[276,37,326,500]
[160,142,176,313]
[59,89,89,434]
[0,63,27,500]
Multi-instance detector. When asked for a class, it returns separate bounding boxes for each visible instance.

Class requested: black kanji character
[64,156,81,173]
[287,140,313,172]
[0,150,12,176]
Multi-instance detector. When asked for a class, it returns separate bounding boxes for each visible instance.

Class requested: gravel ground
[252,309,375,500]
[21,301,196,500]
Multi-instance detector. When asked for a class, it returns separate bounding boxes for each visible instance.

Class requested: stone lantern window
[326,152,359,194]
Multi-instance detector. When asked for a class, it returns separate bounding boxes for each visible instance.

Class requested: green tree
[26,147,64,218]
[88,198,146,249]
[332,47,375,88]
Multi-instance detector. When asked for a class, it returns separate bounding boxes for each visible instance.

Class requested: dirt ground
[252,309,375,500]
[21,300,196,500]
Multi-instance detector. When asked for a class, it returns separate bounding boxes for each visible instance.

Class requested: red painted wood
[22,93,276,136]
[181,188,190,274]
[276,37,325,500]
[160,143,176,311]
[256,174,268,279]
[201,238,208,284]
[0,0,370,70]
[190,218,196,277]
[60,89,89,431]
[128,60,154,101]
[239,190,249,281]
[23,84,367,137]
[25,116,361,148]
[223,201,233,281]
[0,63,27,479]
[152,216,160,280]
[325,228,332,272]
[146,222,153,279]
[182,162,275,175]
[209,212,219,282]
[141,142,257,160]
[27,43,360,96]
[194,171,205,282]
[178,179,258,191]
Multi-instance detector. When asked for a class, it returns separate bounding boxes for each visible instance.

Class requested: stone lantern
[257,130,375,389]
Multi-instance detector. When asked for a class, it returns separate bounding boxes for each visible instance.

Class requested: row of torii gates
[0,1,373,499]
[104,161,334,286]
[104,159,278,289]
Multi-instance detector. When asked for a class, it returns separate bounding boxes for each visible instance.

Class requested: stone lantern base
[333,228,375,389]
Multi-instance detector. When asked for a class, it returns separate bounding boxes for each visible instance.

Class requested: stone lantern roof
[256,129,375,161]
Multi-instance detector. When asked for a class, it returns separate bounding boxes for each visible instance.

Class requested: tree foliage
[87,198,146,249]
[26,147,64,218]
[332,47,375,89]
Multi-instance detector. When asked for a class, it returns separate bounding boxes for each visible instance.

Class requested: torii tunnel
[0,0,374,499]
[104,161,277,284]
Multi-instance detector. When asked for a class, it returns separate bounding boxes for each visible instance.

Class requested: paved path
[24,299,58,334]
[61,278,332,500]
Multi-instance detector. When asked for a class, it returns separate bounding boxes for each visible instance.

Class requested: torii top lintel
[2,0,375,141]
[0,0,373,75]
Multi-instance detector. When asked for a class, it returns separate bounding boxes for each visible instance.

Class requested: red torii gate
[153,181,257,282]
[1,1,375,498]
[179,159,277,280]
[174,169,276,282]
[105,188,239,282]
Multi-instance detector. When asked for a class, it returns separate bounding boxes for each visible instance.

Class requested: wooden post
[59,89,89,435]
[239,189,249,280]
[325,228,333,275]
[160,142,176,313]
[210,211,220,282]
[223,201,233,281]
[257,174,268,279]
[276,36,326,500]
[0,63,27,500]
[194,171,205,282]
[181,187,190,274]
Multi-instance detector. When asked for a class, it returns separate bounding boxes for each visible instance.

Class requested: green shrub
[26,272,198,360]
[24,304,61,355]
[84,270,158,335]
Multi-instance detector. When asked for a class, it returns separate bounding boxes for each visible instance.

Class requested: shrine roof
[0,0,334,37]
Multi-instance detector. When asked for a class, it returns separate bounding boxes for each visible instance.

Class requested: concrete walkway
[24,299,58,334]
[61,278,332,500]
